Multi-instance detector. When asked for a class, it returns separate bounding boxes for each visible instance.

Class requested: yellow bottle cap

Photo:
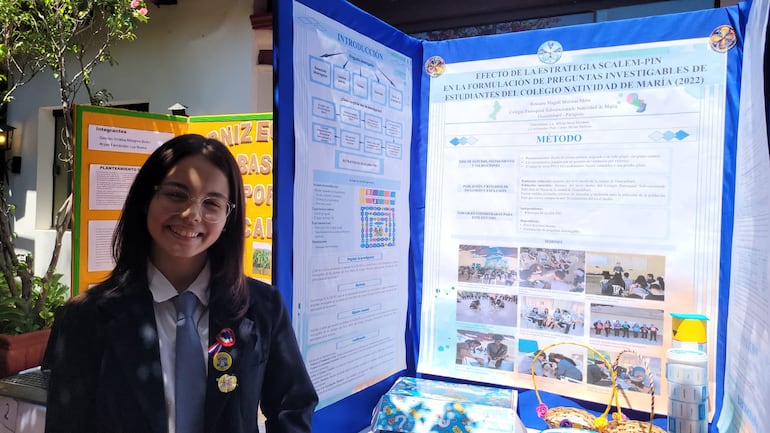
[671,313,708,344]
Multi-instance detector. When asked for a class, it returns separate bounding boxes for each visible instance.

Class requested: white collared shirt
[148,261,210,433]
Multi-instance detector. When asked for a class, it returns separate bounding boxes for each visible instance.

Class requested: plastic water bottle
[667,314,709,433]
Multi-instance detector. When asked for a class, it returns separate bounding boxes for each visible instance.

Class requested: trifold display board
[275,0,767,432]
[72,106,274,292]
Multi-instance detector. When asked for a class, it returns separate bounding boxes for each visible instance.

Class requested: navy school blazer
[42,278,318,433]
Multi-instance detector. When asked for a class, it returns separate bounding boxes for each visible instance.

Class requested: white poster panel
[419,37,728,415]
[292,2,412,409]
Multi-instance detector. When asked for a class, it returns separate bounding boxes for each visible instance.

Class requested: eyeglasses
[153,184,235,223]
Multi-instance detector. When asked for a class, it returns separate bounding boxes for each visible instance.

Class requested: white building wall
[5,0,269,288]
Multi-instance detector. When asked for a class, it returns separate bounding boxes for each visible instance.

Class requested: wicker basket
[605,420,666,433]
[531,342,620,431]
[604,349,666,433]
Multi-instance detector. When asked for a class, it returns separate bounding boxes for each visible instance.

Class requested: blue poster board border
[275,1,746,431]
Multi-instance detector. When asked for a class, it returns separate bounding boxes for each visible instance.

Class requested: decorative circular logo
[538,40,563,64]
[425,55,446,77]
[216,327,236,347]
[217,374,238,393]
[213,351,233,372]
[709,25,737,52]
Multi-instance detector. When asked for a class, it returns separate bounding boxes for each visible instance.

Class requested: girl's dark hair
[106,134,248,317]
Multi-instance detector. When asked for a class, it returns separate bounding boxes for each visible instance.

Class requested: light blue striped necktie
[174,291,206,433]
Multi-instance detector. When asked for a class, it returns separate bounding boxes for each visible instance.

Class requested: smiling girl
[43,134,317,433]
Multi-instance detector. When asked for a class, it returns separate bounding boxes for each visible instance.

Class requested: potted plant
[0,256,68,377]
[0,0,149,377]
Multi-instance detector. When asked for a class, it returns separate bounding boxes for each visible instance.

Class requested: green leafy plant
[252,249,272,273]
[0,259,68,334]
[0,0,149,334]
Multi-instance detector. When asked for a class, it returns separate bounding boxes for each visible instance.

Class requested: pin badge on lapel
[213,351,233,371]
[208,327,236,356]
[217,374,238,393]
[217,328,236,346]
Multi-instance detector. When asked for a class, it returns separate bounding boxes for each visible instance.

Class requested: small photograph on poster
[585,352,615,387]
[455,329,515,371]
[518,247,586,292]
[584,251,666,301]
[587,349,662,396]
[516,336,586,383]
[456,290,518,327]
[520,296,586,337]
[251,241,272,276]
[457,245,518,286]
[589,304,664,346]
